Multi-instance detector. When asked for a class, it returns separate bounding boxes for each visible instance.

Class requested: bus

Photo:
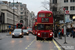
[16,23,23,29]
[36,10,53,40]
[32,22,38,35]
[32,18,38,35]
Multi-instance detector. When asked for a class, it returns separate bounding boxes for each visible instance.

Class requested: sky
[1,0,49,15]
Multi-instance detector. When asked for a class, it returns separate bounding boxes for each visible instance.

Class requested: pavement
[54,36,75,50]
[0,33,63,50]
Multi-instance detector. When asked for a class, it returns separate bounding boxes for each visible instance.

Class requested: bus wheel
[36,36,39,40]
[51,37,53,40]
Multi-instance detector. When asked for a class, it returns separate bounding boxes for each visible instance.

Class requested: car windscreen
[14,29,22,32]
[23,30,28,32]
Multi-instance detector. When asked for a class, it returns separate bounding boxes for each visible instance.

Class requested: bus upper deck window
[39,13,45,17]
[46,13,52,17]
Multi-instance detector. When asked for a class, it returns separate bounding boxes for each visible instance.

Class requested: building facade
[0,4,19,31]
[0,1,34,31]
[50,0,75,20]
[28,11,32,28]
[30,11,36,26]
[8,2,29,27]
[50,0,75,27]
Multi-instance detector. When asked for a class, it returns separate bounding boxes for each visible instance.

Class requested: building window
[70,6,75,10]
[21,12,23,14]
[64,7,68,10]
[64,0,68,2]
[70,0,75,2]
[25,12,26,15]
[53,7,57,11]
[20,16,23,19]
[53,0,57,4]
[21,8,23,10]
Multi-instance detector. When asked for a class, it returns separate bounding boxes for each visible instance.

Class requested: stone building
[0,4,19,31]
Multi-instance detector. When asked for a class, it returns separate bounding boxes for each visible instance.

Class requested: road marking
[53,40,61,50]
[25,39,35,49]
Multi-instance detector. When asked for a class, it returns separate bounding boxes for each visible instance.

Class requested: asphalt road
[0,33,62,50]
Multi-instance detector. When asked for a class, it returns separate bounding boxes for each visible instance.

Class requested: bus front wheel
[36,36,39,40]
[50,37,53,40]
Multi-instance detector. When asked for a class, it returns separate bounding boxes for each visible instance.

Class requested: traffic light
[17,24,23,28]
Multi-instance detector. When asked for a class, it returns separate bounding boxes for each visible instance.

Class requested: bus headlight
[38,33,40,35]
[50,34,52,36]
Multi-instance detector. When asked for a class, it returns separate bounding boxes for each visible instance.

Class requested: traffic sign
[15,26,16,28]
[65,10,69,14]
[9,25,11,28]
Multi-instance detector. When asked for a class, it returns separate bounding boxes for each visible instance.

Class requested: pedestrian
[57,27,61,33]
[70,27,74,37]
[72,28,75,38]
[58,29,62,39]
[54,28,57,37]
[61,28,64,36]
[66,27,70,37]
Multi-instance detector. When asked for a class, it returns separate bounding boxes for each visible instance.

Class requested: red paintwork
[32,18,38,35]
[32,22,38,35]
[37,10,53,39]
[37,30,53,37]
[37,10,53,23]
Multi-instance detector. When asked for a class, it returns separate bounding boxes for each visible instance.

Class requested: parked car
[12,29,23,38]
[23,29,29,35]
[27,28,32,33]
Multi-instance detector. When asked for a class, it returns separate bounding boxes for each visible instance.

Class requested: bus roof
[38,10,52,13]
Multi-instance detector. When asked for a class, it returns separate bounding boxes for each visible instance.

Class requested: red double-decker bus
[32,18,38,35]
[16,23,23,29]
[36,10,53,40]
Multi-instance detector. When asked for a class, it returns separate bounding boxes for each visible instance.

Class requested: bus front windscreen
[38,24,53,30]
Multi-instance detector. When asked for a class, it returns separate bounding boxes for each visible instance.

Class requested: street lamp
[63,8,67,44]
[13,0,15,30]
